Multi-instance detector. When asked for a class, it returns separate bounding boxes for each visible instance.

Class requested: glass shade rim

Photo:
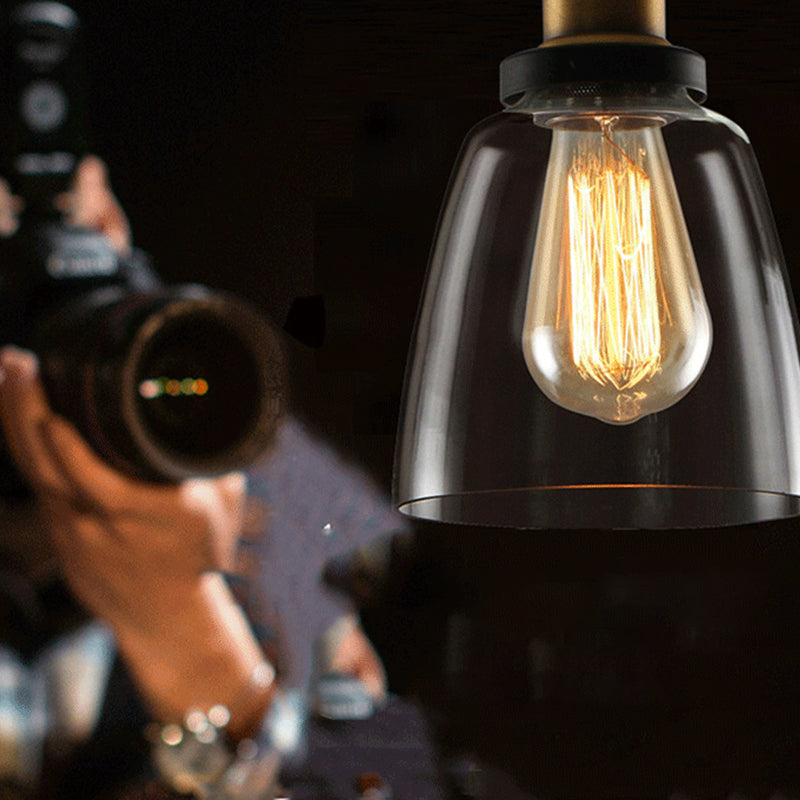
[396,485,800,530]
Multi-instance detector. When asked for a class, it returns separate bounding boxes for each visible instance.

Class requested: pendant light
[393,0,800,529]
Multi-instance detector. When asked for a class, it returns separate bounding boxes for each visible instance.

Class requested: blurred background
[39,2,800,797]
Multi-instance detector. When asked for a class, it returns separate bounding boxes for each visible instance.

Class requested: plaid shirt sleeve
[243,417,408,691]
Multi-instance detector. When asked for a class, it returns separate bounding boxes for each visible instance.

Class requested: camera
[0,2,286,493]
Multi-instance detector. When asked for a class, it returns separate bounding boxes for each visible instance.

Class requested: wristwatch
[151,706,283,800]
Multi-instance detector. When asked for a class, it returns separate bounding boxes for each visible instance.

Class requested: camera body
[0,2,286,494]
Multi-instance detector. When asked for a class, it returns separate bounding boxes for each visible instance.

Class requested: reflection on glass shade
[522,115,712,424]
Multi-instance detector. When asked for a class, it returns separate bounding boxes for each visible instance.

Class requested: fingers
[0,178,23,237]
[0,156,131,250]
[0,345,244,579]
[328,623,388,704]
[40,412,178,515]
[181,472,247,570]
[0,346,72,495]
[55,155,132,255]
[0,345,177,514]
[351,645,388,704]
[0,345,248,522]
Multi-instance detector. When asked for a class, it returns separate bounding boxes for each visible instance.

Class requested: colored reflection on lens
[138,377,211,399]
[138,378,160,399]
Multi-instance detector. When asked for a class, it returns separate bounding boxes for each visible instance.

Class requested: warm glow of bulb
[523,115,712,424]
[566,122,662,391]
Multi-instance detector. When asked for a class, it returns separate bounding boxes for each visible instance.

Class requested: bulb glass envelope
[394,83,800,529]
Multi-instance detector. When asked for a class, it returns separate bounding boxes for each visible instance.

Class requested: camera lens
[37,285,287,481]
[134,313,265,458]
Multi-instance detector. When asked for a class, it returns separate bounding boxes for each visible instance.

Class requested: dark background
[41,3,800,798]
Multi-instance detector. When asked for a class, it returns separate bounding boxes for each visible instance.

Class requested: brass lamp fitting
[542,0,669,46]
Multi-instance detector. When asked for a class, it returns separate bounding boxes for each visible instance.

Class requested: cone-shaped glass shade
[394,88,800,529]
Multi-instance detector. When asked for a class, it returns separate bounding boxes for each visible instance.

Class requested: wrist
[114,572,275,733]
[224,660,277,742]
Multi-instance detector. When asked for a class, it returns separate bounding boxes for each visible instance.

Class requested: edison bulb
[522,115,712,424]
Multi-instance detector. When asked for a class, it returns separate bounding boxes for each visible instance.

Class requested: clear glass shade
[394,87,800,529]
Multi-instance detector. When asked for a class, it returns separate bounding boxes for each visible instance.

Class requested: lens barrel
[34,284,287,481]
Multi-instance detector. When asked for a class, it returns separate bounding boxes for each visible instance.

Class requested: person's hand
[0,345,273,736]
[323,615,388,706]
[0,178,23,237]
[0,346,389,733]
[0,345,246,594]
[0,155,131,254]
[55,155,131,255]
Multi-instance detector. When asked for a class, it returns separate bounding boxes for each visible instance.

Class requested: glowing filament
[522,114,712,425]
[565,128,662,391]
